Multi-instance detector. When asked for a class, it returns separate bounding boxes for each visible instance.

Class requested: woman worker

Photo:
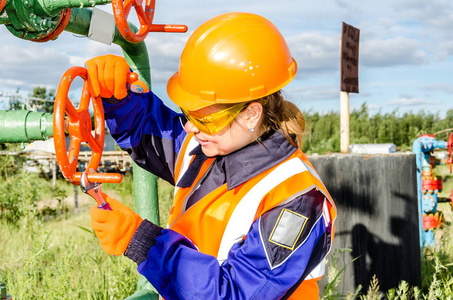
[87,12,336,300]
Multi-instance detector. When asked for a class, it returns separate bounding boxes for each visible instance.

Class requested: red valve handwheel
[112,0,154,43]
[0,0,7,13]
[112,0,188,43]
[53,66,123,184]
[447,132,453,173]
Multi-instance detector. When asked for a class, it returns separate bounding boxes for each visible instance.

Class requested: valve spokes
[112,0,187,43]
[53,66,122,184]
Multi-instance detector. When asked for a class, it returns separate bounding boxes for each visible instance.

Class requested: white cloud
[423,83,453,94]
[437,40,453,59]
[0,0,452,117]
[287,33,431,79]
[393,0,453,59]
[385,96,443,107]
[0,44,72,92]
[287,85,340,101]
[145,35,188,84]
[361,37,429,67]
[287,33,340,76]
[397,0,453,31]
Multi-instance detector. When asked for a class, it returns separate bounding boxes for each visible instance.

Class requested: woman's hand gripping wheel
[53,66,137,185]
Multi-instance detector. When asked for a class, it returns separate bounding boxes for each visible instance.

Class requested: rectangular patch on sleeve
[269,209,308,250]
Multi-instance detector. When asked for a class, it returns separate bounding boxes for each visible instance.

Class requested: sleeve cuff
[124,219,163,265]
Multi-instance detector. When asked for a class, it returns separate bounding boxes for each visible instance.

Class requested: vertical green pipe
[130,164,159,224]
[65,8,158,222]
[65,8,151,89]
[65,8,159,299]
[115,38,159,227]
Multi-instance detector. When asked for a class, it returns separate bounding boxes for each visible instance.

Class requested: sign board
[341,22,360,93]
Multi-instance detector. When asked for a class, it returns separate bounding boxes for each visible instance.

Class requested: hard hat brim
[167,72,220,111]
[167,56,297,112]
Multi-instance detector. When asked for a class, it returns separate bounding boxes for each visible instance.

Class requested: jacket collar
[183,131,297,190]
[222,131,297,189]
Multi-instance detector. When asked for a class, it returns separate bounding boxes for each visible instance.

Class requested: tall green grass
[1,170,453,298]
[1,214,138,299]
[0,174,141,299]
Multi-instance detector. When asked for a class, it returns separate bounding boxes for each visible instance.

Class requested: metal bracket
[88,7,115,45]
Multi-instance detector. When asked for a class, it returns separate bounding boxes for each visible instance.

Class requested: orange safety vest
[167,133,336,299]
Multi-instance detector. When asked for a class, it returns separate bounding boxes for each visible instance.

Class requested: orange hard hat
[167,12,298,111]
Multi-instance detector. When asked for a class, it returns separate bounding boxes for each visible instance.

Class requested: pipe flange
[5,8,71,42]
[30,8,71,42]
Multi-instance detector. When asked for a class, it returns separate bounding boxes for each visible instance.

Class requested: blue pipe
[412,136,447,248]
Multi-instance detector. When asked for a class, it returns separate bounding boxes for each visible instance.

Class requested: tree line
[6,87,453,155]
[301,103,453,154]
[8,87,56,112]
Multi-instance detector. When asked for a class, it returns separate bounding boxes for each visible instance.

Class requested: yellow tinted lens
[182,103,247,134]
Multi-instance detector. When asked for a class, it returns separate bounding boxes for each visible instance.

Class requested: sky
[0,0,452,117]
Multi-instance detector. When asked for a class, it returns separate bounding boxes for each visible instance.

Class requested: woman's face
[184,103,262,157]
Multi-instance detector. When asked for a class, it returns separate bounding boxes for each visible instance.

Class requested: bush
[0,172,40,225]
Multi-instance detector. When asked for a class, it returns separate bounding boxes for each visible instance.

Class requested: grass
[1,166,453,298]
[0,174,144,299]
[322,221,453,299]
[0,173,174,299]
[1,213,138,299]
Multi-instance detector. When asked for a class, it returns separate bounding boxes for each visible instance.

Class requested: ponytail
[259,91,305,147]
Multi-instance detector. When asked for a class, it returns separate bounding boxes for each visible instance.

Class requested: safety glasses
[181,102,248,135]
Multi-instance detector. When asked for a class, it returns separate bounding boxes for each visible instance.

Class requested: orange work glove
[85,54,130,99]
[90,193,143,256]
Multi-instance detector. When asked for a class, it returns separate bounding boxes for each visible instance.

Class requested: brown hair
[258,91,305,147]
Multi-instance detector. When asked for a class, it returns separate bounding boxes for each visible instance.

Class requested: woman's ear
[244,102,263,129]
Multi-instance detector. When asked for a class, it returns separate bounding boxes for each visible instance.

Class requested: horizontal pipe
[0,110,53,143]
[34,0,111,17]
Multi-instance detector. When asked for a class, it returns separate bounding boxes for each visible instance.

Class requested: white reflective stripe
[300,159,332,198]
[323,199,331,227]
[305,258,326,279]
[300,159,322,182]
[173,136,199,197]
[217,157,309,262]
[301,160,335,218]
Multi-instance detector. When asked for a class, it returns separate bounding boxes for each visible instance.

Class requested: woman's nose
[184,120,200,133]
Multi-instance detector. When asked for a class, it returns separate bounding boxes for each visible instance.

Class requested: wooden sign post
[340,22,360,153]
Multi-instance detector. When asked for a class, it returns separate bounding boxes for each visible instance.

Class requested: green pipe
[0,110,53,143]
[66,7,159,299]
[65,8,157,222]
[65,8,151,92]
[34,0,111,17]
[0,0,11,24]
[0,0,108,40]
[1,4,159,297]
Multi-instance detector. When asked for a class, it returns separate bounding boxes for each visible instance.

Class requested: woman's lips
[196,136,210,147]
